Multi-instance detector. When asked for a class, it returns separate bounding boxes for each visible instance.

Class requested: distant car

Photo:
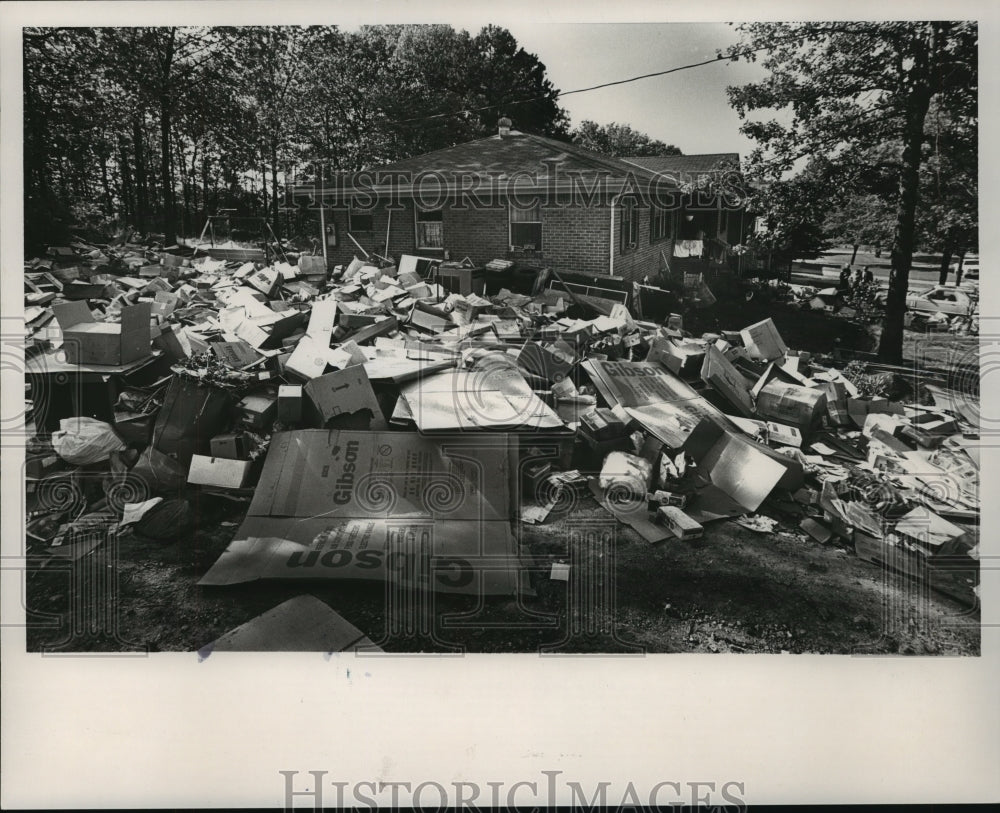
[906,285,978,316]
[952,257,979,280]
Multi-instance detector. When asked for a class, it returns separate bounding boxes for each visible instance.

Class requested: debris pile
[23,238,981,645]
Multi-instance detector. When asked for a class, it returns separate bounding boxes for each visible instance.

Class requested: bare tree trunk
[118,140,134,226]
[878,27,936,364]
[271,142,280,239]
[159,28,178,243]
[850,244,859,265]
[133,116,148,233]
[201,154,211,222]
[938,233,954,286]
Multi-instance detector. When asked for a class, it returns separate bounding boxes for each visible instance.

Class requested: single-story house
[291,120,752,284]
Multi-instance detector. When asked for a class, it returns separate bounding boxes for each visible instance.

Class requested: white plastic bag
[599,451,652,503]
[51,417,126,465]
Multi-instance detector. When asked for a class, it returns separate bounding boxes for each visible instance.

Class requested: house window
[620,197,638,252]
[415,208,444,249]
[650,204,671,243]
[509,200,542,250]
[349,209,373,233]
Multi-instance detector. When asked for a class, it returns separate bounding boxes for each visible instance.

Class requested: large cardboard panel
[198,430,525,595]
[681,419,789,523]
[200,596,380,653]
[399,368,563,431]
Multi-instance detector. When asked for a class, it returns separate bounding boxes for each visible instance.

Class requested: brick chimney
[498,116,512,138]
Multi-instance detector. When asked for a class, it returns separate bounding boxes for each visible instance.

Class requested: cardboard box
[235,308,305,350]
[519,339,577,384]
[647,337,705,376]
[212,340,259,369]
[581,408,628,441]
[700,345,754,416]
[680,419,789,523]
[284,337,332,380]
[740,318,788,361]
[277,385,303,423]
[339,313,380,329]
[237,392,277,432]
[304,365,386,429]
[297,255,327,275]
[246,267,280,297]
[408,307,452,334]
[755,381,827,433]
[188,454,255,489]
[160,253,187,269]
[346,315,398,345]
[657,505,703,540]
[210,432,251,460]
[52,301,151,366]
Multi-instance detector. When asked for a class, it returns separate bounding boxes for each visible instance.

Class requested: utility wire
[388,34,810,127]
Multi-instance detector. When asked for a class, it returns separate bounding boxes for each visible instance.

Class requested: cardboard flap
[51,300,93,330]
[120,301,152,335]
[202,596,378,653]
[682,419,787,514]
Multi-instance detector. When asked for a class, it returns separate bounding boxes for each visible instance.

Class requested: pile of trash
[23,239,980,625]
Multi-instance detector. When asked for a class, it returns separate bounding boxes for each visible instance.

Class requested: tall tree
[743,159,832,271]
[727,21,977,363]
[571,120,682,158]
[824,193,897,264]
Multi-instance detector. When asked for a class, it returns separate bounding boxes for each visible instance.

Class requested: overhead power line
[388,34,810,127]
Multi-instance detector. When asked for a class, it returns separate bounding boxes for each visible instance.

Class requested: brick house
[292,121,750,284]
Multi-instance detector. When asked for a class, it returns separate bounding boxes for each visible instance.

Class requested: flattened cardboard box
[200,596,380,653]
[198,430,527,596]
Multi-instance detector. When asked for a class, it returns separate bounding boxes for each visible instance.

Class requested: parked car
[952,256,979,280]
[906,285,978,316]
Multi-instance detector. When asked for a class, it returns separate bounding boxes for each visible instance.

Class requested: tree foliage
[726,21,977,363]
[571,120,681,158]
[23,24,568,252]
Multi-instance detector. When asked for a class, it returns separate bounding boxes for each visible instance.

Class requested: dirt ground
[23,474,979,656]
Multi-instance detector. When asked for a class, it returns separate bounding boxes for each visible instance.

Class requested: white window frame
[509,200,542,250]
[414,206,444,250]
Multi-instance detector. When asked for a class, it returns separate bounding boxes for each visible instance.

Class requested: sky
[501,23,769,157]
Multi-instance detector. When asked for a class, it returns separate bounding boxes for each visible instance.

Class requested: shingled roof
[372,129,669,181]
[623,153,740,174]
[293,129,680,200]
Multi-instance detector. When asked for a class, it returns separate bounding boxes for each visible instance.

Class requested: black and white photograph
[2,1,996,808]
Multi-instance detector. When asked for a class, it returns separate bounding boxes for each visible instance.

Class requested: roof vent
[498,117,512,138]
